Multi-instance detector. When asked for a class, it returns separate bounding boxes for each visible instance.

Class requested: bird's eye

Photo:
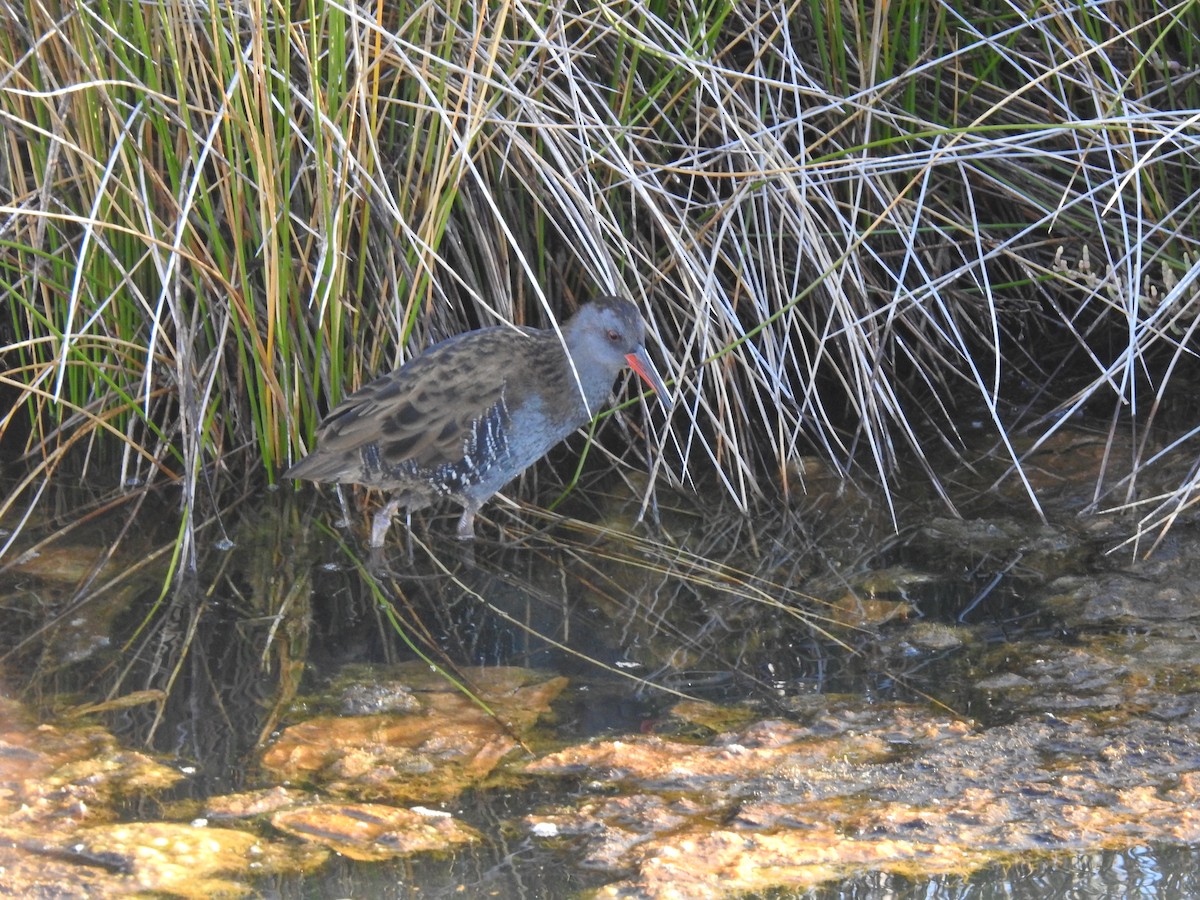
[606,329,621,342]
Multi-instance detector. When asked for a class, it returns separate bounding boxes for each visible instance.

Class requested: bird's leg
[456,503,479,541]
[371,497,403,548]
[334,485,352,529]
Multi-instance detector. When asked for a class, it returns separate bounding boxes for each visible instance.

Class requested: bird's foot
[334,486,354,529]
[371,498,404,549]
[456,509,477,541]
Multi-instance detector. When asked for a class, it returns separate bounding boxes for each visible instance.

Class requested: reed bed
[3,0,1200,565]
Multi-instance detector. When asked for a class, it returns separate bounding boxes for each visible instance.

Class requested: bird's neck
[561,337,617,422]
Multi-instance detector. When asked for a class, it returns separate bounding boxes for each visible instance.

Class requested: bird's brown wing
[287,326,540,486]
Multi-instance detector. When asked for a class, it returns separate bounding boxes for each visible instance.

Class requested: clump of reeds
[3,0,1200,567]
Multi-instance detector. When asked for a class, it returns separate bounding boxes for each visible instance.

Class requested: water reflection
[2,453,1200,897]
[812,845,1200,898]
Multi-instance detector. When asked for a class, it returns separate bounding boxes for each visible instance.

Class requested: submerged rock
[523,703,1200,898]
[261,663,567,803]
[271,802,479,860]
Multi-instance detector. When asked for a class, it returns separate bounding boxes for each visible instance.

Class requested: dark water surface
[3,428,1200,897]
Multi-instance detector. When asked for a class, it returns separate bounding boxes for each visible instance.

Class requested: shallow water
[2,425,1200,897]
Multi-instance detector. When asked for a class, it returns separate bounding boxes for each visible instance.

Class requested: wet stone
[522,703,1200,898]
[975,672,1033,692]
[61,822,324,897]
[1041,573,1200,631]
[969,632,1200,720]
[668,699,758,734]
[0,716,183,830]
[261,663,567,803]
[914,518,1084,577]
[270,802,479,861]
[336,680,421,716]
[203,786,314,820]
[0,691,327,898]
[903,622,969,652]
